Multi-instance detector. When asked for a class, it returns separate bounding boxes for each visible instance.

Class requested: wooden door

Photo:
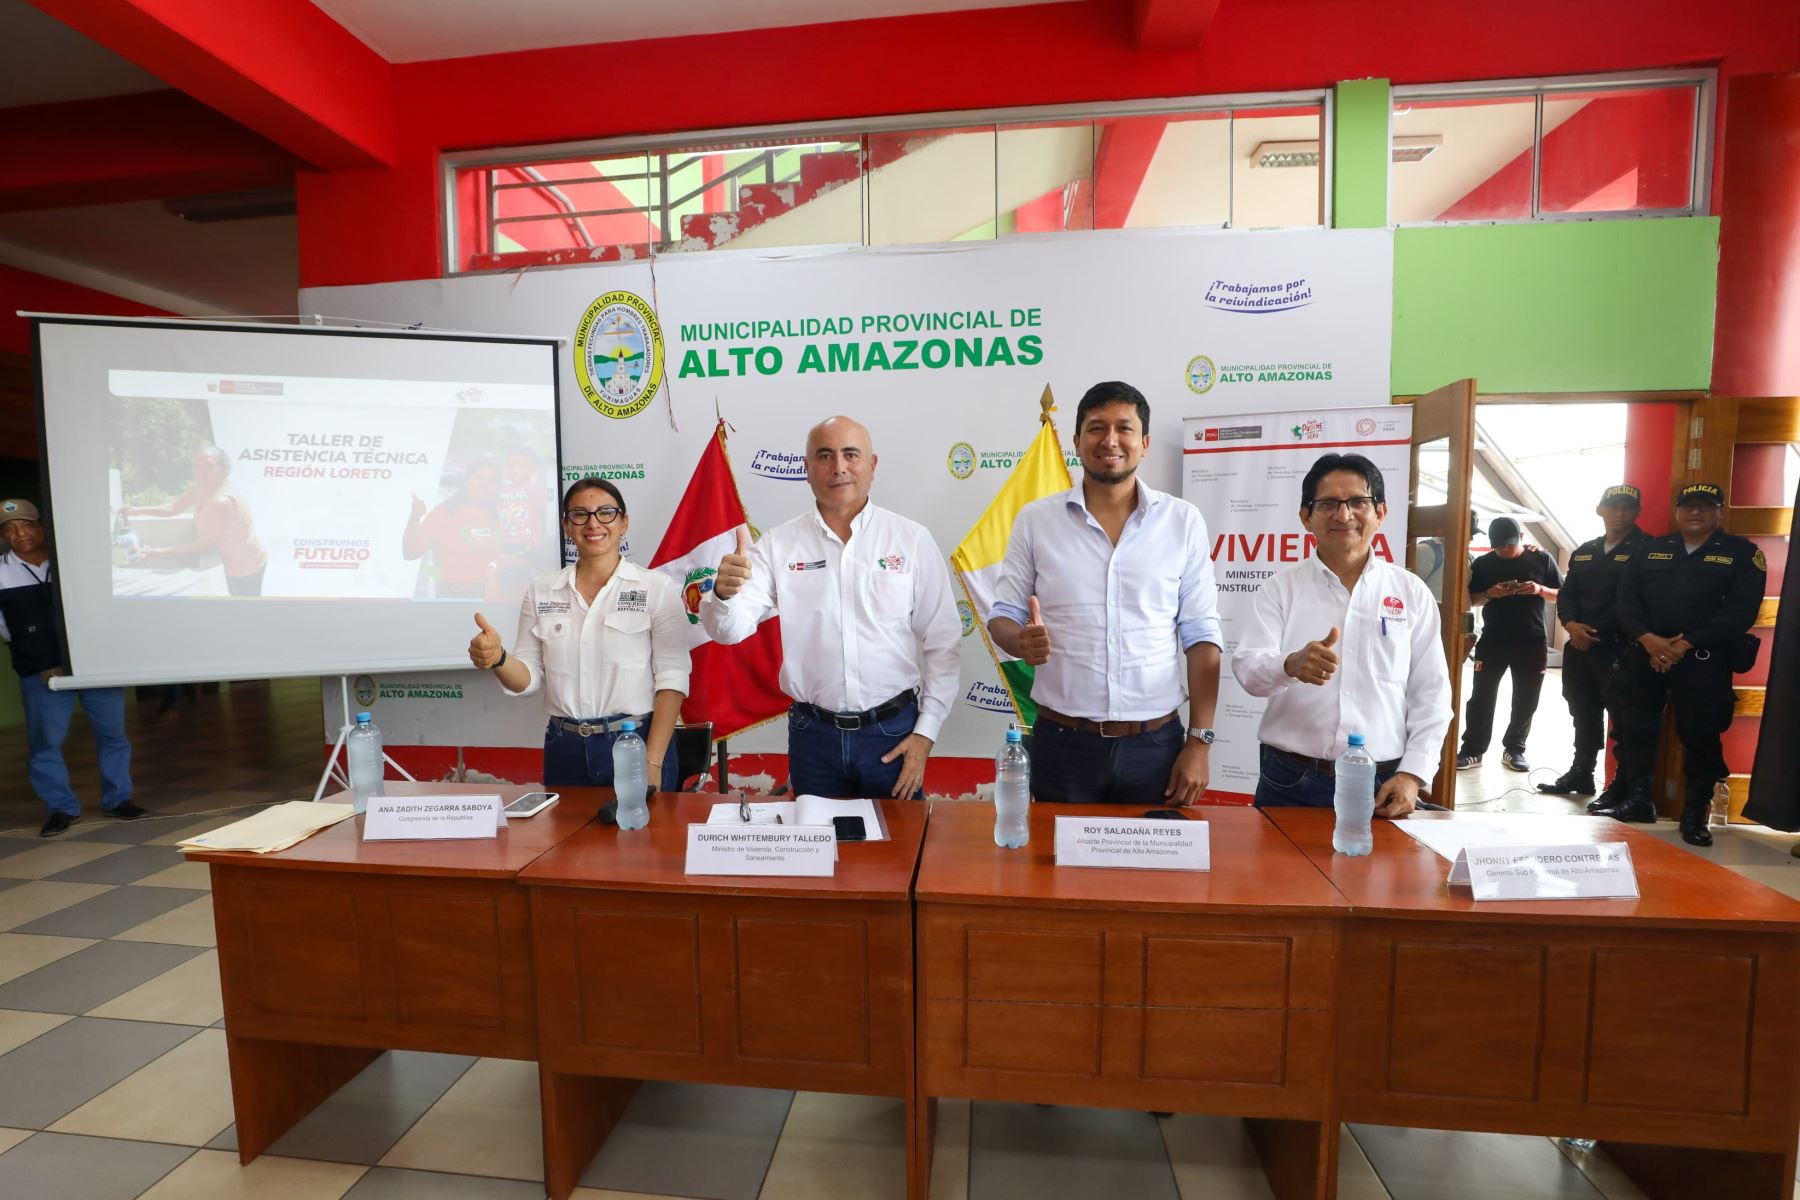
[1395,379,1478,806]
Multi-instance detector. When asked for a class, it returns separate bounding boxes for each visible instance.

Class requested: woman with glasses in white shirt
[467,477,690,793]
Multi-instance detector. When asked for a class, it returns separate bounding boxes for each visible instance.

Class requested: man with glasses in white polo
[1232,453,1452,816]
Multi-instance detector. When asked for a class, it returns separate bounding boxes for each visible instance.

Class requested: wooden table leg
[224,1034,380,1164]
[539,1068,641,1200]
[905,1085,936,1200]
[1246,1117,1337,1200]
[1601,1140,1795,1200]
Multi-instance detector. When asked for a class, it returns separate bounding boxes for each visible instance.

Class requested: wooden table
[188,781,604,1163]
[1265,809,1800,1199]
[914,803,1351,1200]
[520,793,929,1200]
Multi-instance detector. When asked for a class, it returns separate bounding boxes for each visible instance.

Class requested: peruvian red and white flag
[648,421,788,740]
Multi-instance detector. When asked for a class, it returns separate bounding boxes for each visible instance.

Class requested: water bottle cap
[355,712,372,723]
[1346,733,1365,746]
[621,720,637,732]
[1005,729,1022,743]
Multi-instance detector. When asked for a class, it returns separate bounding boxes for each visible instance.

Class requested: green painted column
[1333,79,1390,229]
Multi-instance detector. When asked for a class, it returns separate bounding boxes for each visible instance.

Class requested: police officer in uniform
[1539,484,1651,804]
[1598,482,1766,845]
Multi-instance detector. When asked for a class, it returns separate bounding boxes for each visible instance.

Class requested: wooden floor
[0,678,325,835]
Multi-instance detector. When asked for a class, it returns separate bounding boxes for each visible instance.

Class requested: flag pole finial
[1038,384,1055,424]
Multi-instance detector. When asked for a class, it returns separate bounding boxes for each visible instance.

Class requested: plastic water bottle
[1710,780,1732,830]
[994,727,1030,849]
[346,711,385,814]
[613,720,649,830]
[1332,733,1376,856]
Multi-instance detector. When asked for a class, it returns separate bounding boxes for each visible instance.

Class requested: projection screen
[32,317,563,688]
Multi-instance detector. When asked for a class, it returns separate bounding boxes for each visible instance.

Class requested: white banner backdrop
[320,668,552,747]
[1180,406,1413,798]
[303,227,1394,756]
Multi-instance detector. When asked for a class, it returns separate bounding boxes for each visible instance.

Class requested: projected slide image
[109,396,265,597]
[402,412,558,602]
[107,372,558,602]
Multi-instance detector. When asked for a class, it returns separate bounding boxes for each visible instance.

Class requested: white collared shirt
[0,551,53,642]
[990,482,1223,722]
[698,502,961,741]
[507,560,690,719]
[1231,554,1452,781]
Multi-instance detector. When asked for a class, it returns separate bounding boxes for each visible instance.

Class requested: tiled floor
[0,679,326,835]
[2,684,1798,1197]
[1455,663,1589,811]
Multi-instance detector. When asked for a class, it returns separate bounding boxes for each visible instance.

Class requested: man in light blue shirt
[988,382,1223,805]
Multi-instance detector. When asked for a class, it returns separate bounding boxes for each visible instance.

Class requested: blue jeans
[542,719,682,792]
[1028,717,1184,805]
[1254,744,1395,809]
[20,676,133,817]
[786,700,920,799]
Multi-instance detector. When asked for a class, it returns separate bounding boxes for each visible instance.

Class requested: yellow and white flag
[950,389,1072,727]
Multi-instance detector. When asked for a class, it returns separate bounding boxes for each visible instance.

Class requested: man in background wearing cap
[1539,485,1651,803]
[1456,516,1561,773]
[1602,482,1765,845]
[0,500,146,836]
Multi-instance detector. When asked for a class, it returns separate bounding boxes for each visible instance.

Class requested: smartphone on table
[504,791,559,818]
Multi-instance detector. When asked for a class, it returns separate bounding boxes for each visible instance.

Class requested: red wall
[1711,71,1800,397]
[1621,403,1678,535]
[0,264,172,357]
[296,0,1800,289]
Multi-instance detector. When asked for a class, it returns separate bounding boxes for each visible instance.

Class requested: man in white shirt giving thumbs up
[701,416,960,800]
[989,382,1224,806]
[1231,453,1452,816]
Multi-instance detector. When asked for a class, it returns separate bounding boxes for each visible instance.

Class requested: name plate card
[1450,842,1639,901]
[685,825,838,877]
[363,794,504,842]
[1053,816,1210,871]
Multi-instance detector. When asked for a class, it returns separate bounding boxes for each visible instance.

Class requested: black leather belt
[792,689,918,731]
[553,713,649,737]
[1266,745,1402,777]
[1035,706,1180,738]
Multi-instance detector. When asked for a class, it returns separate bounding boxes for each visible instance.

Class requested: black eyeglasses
[1309,496,1377,515]
[565,506,623,525]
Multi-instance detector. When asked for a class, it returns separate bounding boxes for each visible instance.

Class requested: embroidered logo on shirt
[877,553,907,571]
[1648,552,1675,561]
[537,600,571,614]
[1703,555,1734,565]
[788,559,827,572]
[1381,595,1405,616]
[617,588,648,612]
[1754,549,1768,572]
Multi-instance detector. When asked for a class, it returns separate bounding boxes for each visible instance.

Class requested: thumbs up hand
[1285,626,1340,686]
[713,525,754,600]
[1019,596,1053,667]
[468,612,504,669]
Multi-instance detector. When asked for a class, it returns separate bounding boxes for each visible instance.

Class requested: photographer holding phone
[467,477,689,793]
[1455,516,1561,773]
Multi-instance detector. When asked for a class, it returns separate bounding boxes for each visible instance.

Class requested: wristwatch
[1187,727,1216,745]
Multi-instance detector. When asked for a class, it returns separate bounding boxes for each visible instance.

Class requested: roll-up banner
[1181,407,1414,799]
